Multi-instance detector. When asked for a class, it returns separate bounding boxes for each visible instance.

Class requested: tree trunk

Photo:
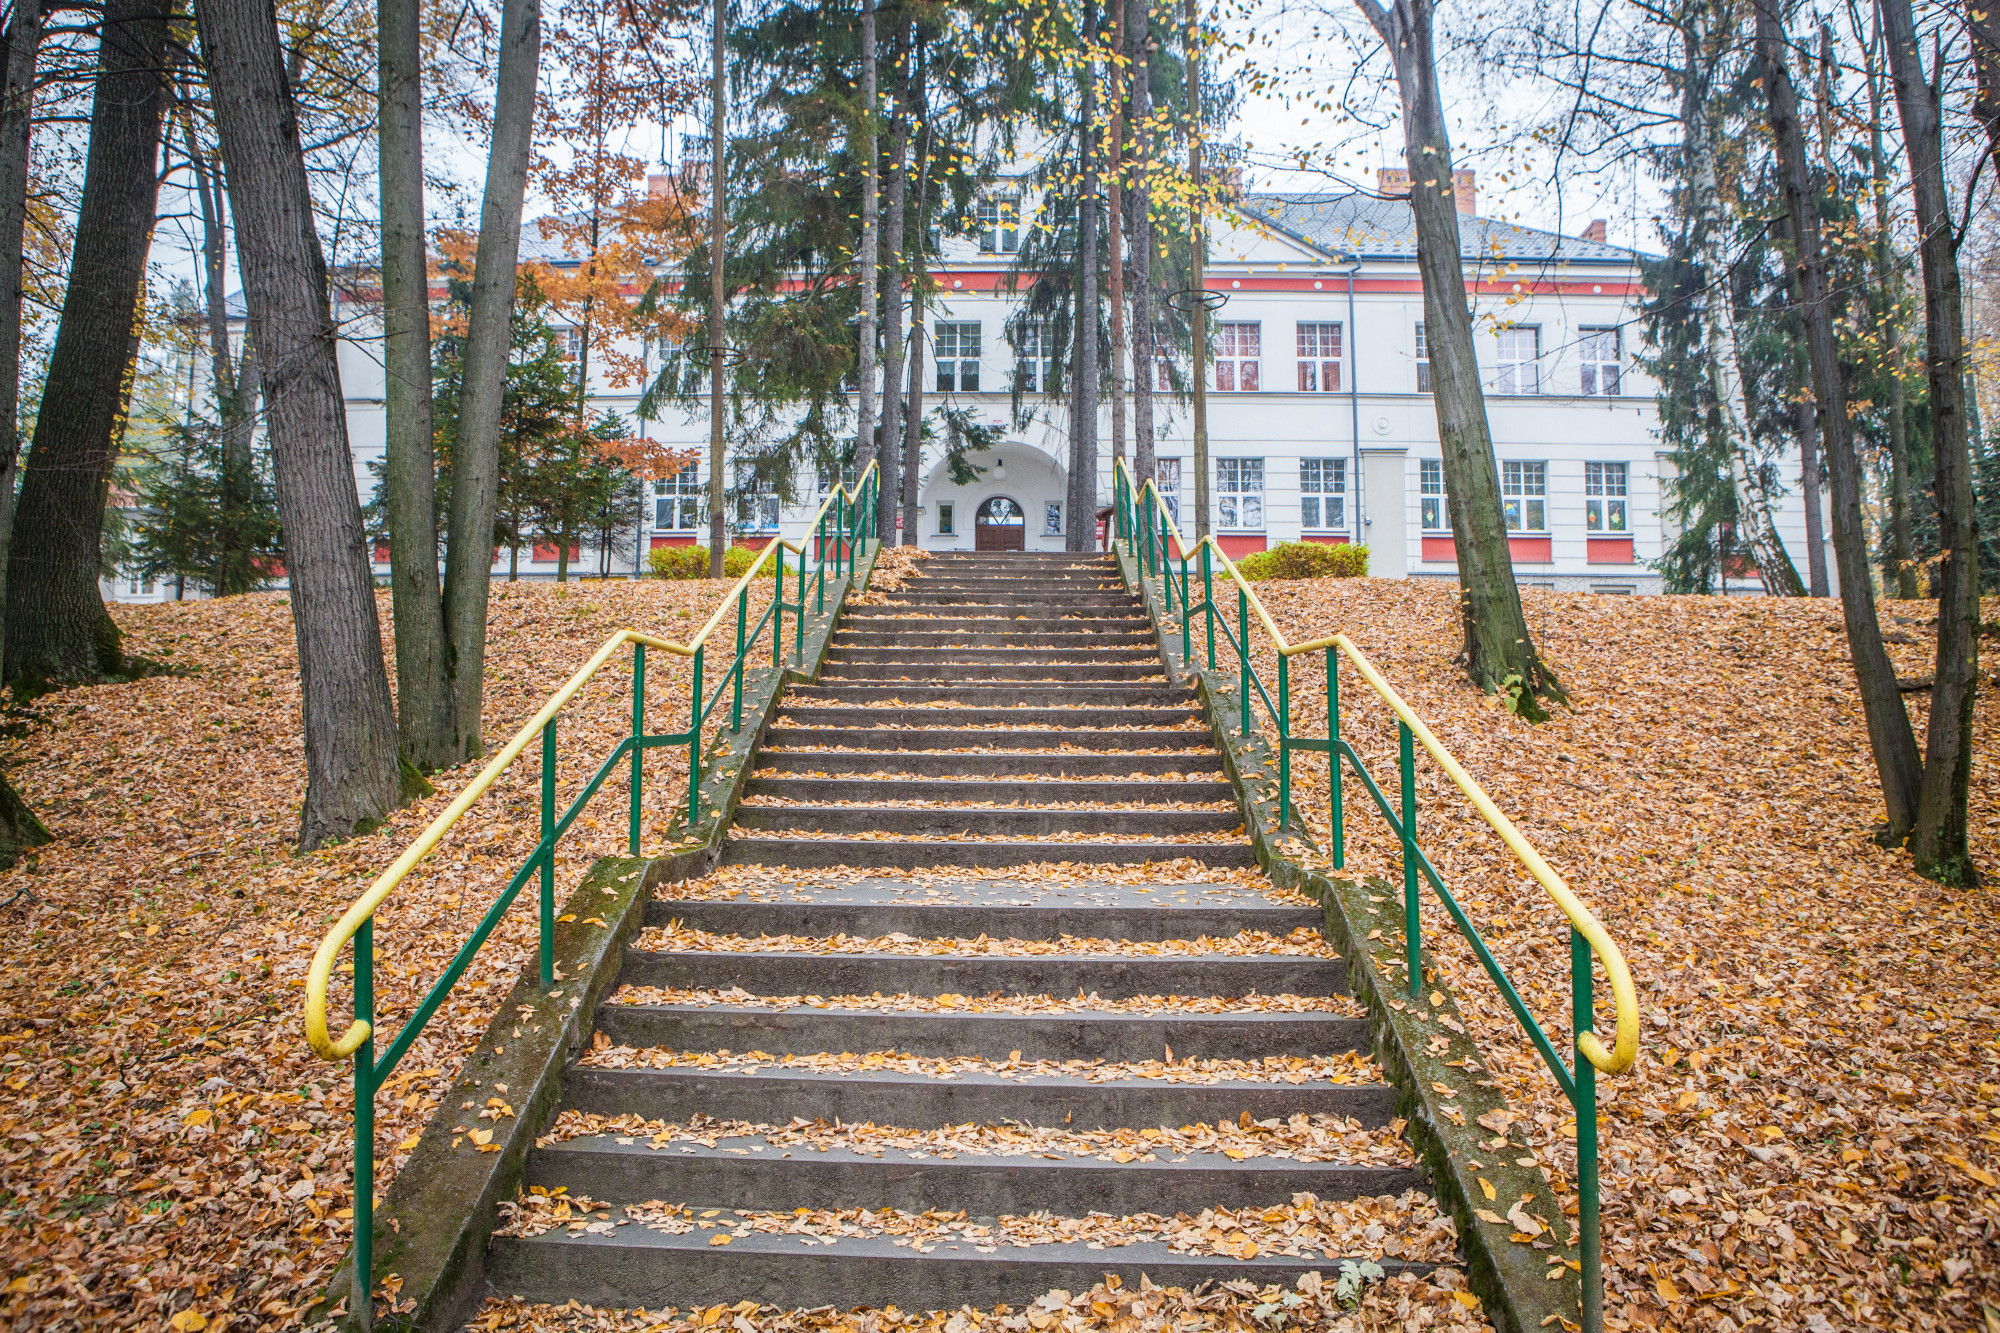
[1184,0,1208,541]
[1860,20,1919,599]
[1106,0,1126,468]
[1878,0,1980,886]
[0,768,50,869]
[900,34,930,542]
[857,0,883,541]
[200,0,404,850]
[442,0,539,749]
[1353,0,1563,717]
[1751,0,1920,838]
[1069,6,1101,554]
[379,0,454,770]
[705,0,726,576]
[181,104,241,597]
[880,12,910,544]
[0,0,45,663]
[3,0,169,690]
[1792,399,1828,596]
[1127,1,1155,490]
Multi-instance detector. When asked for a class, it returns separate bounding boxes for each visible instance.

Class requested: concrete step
[617,949,1338,999]
[882,593,1143,608]
[741,776,1229,805]
[906,580,1128,592]
[822,647,1163,665]
[815,661,1168,682]
[760,727,1211,752]
[732,803,1239,837]
[784,685,1195,707]
[488,1227,1420,1314]
[841,613,1153,633]
[526,1133,1418,1217]
[772,706,1199,730]
[598,1001,1364,1062]
[725,838,1260,868]
[564,1063,1394,1131]
[751,751,1223,777]
[830,631,1157,649]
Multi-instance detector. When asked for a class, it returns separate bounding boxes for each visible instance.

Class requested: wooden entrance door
[974,497,1025,551]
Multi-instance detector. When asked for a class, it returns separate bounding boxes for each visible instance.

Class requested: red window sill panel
[1587,536,1635,565]
[1421,535,1552,563]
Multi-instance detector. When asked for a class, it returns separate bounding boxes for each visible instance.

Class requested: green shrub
[1236,540,1369,581]
[648,544,760,580]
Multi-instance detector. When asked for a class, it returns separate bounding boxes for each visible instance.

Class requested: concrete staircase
[480,553,1449,1319]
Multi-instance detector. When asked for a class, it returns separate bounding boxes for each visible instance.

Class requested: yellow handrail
[1113,456,1637,1077]
[304,464,878,1060]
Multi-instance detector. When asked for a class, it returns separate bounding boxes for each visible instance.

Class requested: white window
[1154,457,1182,523]
[563,326,583,360]
[937,502,954,535]
[816,465,857,494]
[1216,458,1264,530]
[1297,323,1342,392]
[1502,460,1547,532]
[654,471,702,530]
[935,321,981,392]
[1496,326,1540,394]
[126,569,154,596]
[734,465,778,532]
[1580,327,1621,396]
[1300,458,1346,530]
[1586,462,1628,532]
[976,196,1019,254]
[1214,323,1260,392]
[1414,323,1431,393]
[1420,459,1449,531]
[1012,323,1053,393]
[1044,502,1063,535]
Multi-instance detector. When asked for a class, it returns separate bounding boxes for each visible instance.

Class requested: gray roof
[1234,192,1638,266]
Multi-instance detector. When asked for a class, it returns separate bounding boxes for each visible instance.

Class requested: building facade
[113,177,1833,601]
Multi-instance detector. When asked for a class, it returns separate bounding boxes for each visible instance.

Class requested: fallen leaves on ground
[607,985,1366,1018]
[579,1044,1381,1086]
[633,926,1338,959]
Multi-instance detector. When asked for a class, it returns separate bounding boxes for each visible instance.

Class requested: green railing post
[815,514,827,614]
[540,719,556,988]
[1328,647,1344,868]
[629,643,645,855]
[1179,552,1192,664]
[688,645,703,823]
[352,917,375,1327]
[771,543,783,667]
[834,494,846,577]
[1400,719,1420,999]
[1575,926,1603,1333]
[732,584,747,731]
[794,541,805,662]
[1201,543,1216,670]
[1277,654,1290,831]
[1237,587,1251,735]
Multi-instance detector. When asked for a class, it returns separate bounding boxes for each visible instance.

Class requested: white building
[118,170,1833,600]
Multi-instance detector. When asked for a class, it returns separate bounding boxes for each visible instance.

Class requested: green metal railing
[1113,459,1637,1333]
[305,465,879,1324]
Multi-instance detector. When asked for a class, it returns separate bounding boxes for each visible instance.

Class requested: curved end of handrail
[304,931,371,1060]
[1577,928,1640,1075]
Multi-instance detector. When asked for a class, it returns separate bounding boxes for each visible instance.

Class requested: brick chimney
[1579,218,1607,243]
[1377,166,1476,214]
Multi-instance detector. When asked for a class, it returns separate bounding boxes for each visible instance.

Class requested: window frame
[934,320,982,393]
[1585,461,1628,533]
[1011,323,1053,394]
[1154,457,1182,523]
[1501,460,1548,532]
[937,501,954,535]
[1299,457,1347,531]
[1495,326,1541,395]
[1420,459,1450,531]
[1044,501,1063,536]
[975,196,1020,255]
[1415,322,1431,394]
[1215,457,1266,531]
[1213,322,1261,393]
[1579,326,1622,396]
[1296,322,1342,393]
[733,464,780,533]
[653,470,703,531]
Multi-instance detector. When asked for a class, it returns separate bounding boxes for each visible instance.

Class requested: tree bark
[1353,0,1563,717]
[1792,399,1828,596]
[1751,0,1921,838]
[1859,18,1918,598]
[1184,0,1208,541]
[200,0,404,850]
[379,0,454,769]
[442,0,539,746]
[4,0,170,690]
[880,11,910,543]
[857,0,883,539]
[704,0,726,575]
[1878,0,1980,886]
[0,0,45,662]
[1069,3,1101,554]
[1106,0,1126,468]
[1127,0,1155,490]
[901,33,929,545]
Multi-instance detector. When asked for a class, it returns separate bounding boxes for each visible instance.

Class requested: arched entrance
[974,496,1026,551]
